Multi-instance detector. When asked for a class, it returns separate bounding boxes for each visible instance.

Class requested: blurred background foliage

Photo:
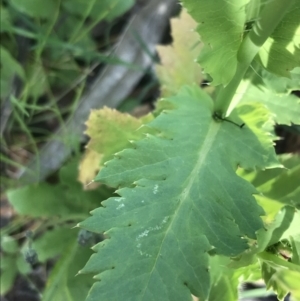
[1,0,172,299]
[0,0,146,189]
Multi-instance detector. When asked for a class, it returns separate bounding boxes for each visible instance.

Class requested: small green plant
[78,1,300,300]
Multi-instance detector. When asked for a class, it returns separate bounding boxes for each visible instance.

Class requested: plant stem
[257,251,300,273]
[214,0,295,117]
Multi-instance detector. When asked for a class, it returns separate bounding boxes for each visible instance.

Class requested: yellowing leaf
[156,9,203,96]
[81,108,153,187]
[85,107,152,163]
[78,149,102,189]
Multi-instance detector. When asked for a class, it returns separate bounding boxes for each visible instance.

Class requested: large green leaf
[181,0,249,86]
[80,85,279,301]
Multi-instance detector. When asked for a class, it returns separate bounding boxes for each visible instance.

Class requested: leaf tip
[76,270,82,276]
[85,179,95,189]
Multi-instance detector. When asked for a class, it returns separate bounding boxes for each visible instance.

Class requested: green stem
[257,252,300,273]
[214,0,295,117]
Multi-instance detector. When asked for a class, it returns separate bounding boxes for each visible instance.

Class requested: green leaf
[181,0,249,85]
[275,270,300,301]
[259,67,300,94]
[1,235,18,254]
[233,207,300,300]
[259,252,300,300]
[7,158,110,218]
[10,0,60,19]
[42,240,94,301]
[7,183,73,218]
[32,227,78,262]
[16,253,32,275]
[156,9,203,96]
[0,6,12,33]
[236,80,300,125]
[0,255,18,295]
[280,210,300,243]
[228,206,295,270]
[0,46,25,98]
[235,102,277,151]
[26,61,49,98]
[208,274,237,301]
[290,236,300,265]
[257,1,300,78]
[80,85,278,301]
[238,155,300,209]
[207,256,239,301]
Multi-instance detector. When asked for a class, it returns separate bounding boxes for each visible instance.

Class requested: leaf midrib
[140,120,220,300]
